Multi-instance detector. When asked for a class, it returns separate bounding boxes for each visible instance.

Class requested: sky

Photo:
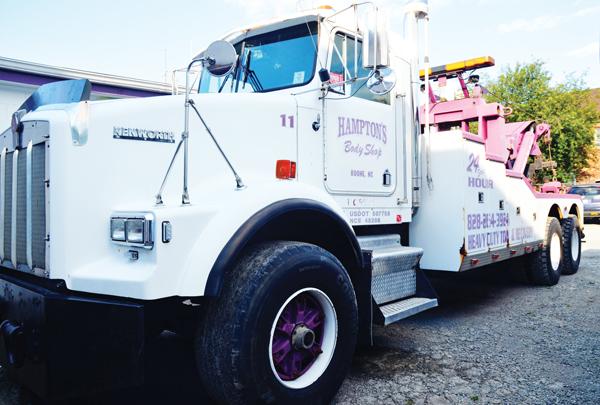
[0,0,598,88]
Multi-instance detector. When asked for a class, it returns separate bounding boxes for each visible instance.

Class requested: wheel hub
[270,291,329,382]
[292,324,316,350]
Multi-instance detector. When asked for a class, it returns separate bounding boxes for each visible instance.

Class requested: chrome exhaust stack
[402,0,430,213]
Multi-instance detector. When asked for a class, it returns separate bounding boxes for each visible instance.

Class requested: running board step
[357,234,439,329]
[375,297,438,326]
[358,234,423,305]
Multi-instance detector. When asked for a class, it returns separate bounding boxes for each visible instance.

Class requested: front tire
[196,242,358,404]
[560,215,581,275]
[527,217,563,286]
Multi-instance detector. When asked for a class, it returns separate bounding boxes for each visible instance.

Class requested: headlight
[110,218,126,241]
[126,219,145,243]
[110,213,154,249]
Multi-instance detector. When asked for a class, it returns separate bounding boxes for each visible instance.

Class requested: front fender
[176,179,357,297]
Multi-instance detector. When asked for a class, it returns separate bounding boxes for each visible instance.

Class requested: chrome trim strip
[399,94,408,203]
[0,147,5,260]
[45,140,50,277]
[10,149,18,266]
[26,141,32,268]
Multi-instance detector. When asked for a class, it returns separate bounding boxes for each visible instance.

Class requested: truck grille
[0,121,49,277]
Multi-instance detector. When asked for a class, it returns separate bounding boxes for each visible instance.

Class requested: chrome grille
[16,150,27,265]
[0,121,49,276]
[2,152,12,259]
[32,144,46,269]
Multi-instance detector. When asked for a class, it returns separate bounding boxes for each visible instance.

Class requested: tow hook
[1,320,25,368]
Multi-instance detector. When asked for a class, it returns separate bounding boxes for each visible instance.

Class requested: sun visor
[17,78,92,113]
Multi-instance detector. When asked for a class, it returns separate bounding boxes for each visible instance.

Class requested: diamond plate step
[370,245,423,305]
[357,235,436,327]
[377,297,438,326]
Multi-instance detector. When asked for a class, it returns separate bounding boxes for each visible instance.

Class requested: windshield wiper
[241,50,264,92]
[242,50,252,89]
[249,74,263,92]
[219,43,245,93]
[217,71,233,93]
[216,45,264,93]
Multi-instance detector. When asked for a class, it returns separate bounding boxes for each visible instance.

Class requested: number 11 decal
[280,114,295,128]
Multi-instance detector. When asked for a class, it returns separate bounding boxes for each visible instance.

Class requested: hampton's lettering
[338,116,387,144]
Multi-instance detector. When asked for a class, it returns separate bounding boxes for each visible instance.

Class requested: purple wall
[0,68,169,98]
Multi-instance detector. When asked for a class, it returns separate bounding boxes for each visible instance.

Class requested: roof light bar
[419,56,495,80]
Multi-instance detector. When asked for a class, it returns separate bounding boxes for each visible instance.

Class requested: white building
[0,56,174,126]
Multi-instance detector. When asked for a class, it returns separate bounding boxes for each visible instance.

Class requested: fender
[204,198,364,296]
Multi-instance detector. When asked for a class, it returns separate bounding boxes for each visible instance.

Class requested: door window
[329,32,390,104]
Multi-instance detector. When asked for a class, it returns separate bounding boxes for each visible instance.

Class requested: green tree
[485,61,599,182]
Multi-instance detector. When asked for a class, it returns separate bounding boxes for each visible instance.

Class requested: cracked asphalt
[1,225,598,405]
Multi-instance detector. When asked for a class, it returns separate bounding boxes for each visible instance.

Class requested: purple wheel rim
[271,292,325,381]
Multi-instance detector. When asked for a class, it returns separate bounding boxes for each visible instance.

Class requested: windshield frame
[199,20,320,94]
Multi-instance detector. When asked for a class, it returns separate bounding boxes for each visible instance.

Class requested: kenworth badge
[113,126,175,143]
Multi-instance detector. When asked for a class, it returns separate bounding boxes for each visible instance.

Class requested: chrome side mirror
[194,40,237,77]
[362,9,390,70]
[367,69,396,95]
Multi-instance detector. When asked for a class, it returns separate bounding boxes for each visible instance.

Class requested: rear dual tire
[196,242,358,404]
[527,217,563,286]
[526,215,583,284]
[560,215,581,275]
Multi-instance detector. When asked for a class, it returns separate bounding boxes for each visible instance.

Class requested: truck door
[323,32,397,196]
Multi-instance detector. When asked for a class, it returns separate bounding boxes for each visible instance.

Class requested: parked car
[568,183,600,223]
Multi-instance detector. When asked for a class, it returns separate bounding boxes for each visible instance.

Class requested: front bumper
[0,269,145,400]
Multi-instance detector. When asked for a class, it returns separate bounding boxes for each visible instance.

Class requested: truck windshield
[199,22,318,94]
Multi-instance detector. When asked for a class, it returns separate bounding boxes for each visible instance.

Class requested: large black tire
[196,242,358,404]
[560,214,582,275]
[527,217,563,286]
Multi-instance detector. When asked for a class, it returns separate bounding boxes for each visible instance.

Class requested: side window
[329,32,390,104]
[329,34,347,91]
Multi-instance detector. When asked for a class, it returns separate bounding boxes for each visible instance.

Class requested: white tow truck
[0,2,584,403]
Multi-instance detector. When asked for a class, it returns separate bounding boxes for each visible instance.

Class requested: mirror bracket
[155,40,238,206]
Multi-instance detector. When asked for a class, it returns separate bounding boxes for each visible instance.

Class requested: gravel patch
[334,224,600,405]
[1,226,598,404]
